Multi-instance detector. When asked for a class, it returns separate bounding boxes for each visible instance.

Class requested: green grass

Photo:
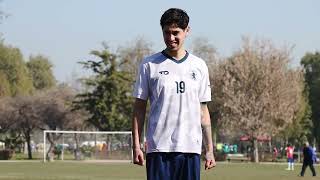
[0,161,318,180]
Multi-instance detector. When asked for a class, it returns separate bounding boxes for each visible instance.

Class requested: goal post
[43,130,132,163]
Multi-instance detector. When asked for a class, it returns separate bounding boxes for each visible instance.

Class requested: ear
[185,26,190,36]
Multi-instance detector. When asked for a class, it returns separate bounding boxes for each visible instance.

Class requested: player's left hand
[205,152,216,170]
[205,159,216,170]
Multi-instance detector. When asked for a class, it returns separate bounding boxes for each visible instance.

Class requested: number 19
[175,81,185,94]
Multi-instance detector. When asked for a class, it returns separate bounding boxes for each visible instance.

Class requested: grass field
[0,161,318,180]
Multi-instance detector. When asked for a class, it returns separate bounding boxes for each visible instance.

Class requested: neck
[164,48,186,60]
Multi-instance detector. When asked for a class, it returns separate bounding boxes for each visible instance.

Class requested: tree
[36,85,88,131]
[301,52,320,146]
[190,37,220,145]
[26,55,56,90]
[280,89,313,146]
[13,96,41,159]
[0,72,10,97]
[212,38,304,162]
[0,42,34,96]
[190,37,218,65]
[65,70,87,93]
[37,85,88,159]
[0,97,23,150]
[117,37,153,139]
[74,45,133,131]
[117,37,153,79]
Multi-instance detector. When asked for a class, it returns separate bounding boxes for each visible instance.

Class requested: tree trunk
[212,127,217,148]
[253,139,259,163]
[107,135,112,155]
[46,134,55,161]
[74,134,81,160]
[25,133,33,159]
[268,139,272,153]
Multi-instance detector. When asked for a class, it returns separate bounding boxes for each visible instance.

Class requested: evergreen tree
[74,46,133,131]
[301,52,320,146]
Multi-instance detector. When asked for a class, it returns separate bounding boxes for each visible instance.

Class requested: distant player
[131,8,216,180]
[272,146,278,162]
[285,144,294,170]
[300,142,316,176]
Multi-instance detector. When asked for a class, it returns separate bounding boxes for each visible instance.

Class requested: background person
[300,142,316,177]
[285,144,294,170]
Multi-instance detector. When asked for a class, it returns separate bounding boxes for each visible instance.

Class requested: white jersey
[133,51,211,154]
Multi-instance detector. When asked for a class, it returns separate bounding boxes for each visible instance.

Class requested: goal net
[43,130,132,162]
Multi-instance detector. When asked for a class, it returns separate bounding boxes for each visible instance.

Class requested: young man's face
[162,24,189,52]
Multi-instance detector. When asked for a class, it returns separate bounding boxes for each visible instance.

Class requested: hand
[205,152,216,170]
[133,148,144,166]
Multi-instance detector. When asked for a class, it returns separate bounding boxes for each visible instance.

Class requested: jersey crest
[191,70,197,80]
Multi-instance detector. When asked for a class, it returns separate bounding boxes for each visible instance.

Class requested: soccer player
[285,144,294,170]
[131,8,216,180]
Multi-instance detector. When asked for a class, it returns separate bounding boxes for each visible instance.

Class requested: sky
[1,0,320,82]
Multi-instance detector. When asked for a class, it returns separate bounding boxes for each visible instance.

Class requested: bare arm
[132,98,147,165]
[201,103,216,170]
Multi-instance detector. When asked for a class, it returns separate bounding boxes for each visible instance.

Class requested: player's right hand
[133,148,144,166]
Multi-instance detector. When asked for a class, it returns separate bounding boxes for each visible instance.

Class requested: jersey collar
[161,50,189,64]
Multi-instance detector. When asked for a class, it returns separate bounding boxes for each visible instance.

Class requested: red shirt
[286,146,294,158]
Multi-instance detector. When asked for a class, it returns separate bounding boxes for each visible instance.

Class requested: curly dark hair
[160,8,189,29]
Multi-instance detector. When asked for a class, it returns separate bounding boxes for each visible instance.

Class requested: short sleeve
[198,63,211,102]
[133,62,149,100]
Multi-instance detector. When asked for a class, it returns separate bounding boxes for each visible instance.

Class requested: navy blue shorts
[146,152,200,180]
[288,158,294,163]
